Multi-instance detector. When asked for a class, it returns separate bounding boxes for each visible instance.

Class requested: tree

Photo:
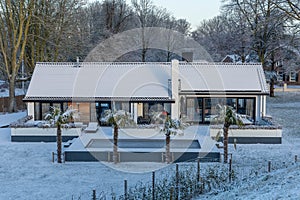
[161,116,186,164]
[222,0,288,97]
[45,106,76,163]
[102,109,136,164]
[131,0,169,61]
[108,116,119,164]
[0,0,35,112]
[273,0,300,21]
[192,14,252,62]
[216,105,242,163]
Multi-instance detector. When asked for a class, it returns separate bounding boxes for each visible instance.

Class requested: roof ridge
[36,61,262,67]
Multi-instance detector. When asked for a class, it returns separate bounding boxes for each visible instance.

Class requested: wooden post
[229,159,232,182]
[152,171,155,200]
[175,164,179,200]
[63,152,65,163]
[197,157,200,183]
[52,152,54,163]
[295,155,298,163]
[170,187,174,200]
[124,180,128,200]
[92,189,96,200]
[268,161,271,173]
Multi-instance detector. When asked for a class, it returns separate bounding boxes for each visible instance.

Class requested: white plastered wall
[27,102,34,120]
[171,60,180,119]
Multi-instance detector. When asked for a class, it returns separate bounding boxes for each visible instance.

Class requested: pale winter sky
[148,0,222,30]
[89,0,222,30]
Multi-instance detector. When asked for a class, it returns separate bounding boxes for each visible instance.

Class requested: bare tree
[192,14,250,62]
[131,0,168,61]
[223,0,288,96]
[273,0,300,20]
[0,0,35,112]
[102,0,133,34]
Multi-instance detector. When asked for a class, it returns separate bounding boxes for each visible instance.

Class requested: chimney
[76,56,80,67]
[182,52,193,62]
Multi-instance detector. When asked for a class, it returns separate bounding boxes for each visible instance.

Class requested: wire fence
[69,154,299,200]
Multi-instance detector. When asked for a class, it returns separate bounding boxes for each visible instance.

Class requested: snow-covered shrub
[160,117,189,135]
[101,109,136,128]
[9,115,33,128]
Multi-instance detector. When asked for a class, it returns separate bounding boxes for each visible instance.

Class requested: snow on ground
[0,111,27,127]
[0,88,25,97]
[0,91,300,199]
[199,91,300,199]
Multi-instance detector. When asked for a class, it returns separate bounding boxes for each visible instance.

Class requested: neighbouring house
[221,54,242,63]
[23,60,269,125]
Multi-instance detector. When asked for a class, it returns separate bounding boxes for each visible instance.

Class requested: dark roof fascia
[179,90,269,96]
[23,96,175,103]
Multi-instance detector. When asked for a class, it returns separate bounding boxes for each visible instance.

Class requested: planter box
[210,127,282,144]
[11,127,81,142]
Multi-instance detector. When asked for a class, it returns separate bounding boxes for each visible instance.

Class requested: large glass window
[204,98,226,123]
[34,102,41,120]
[186,98,202,122]
[184,97,255,124]
[114,102,130,112]
[41,103,50,119]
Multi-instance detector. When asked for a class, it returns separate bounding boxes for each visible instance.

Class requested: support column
[27,102,35,120]
[263,95,267,117]
[171,59,179,119]
[133,103,138,123]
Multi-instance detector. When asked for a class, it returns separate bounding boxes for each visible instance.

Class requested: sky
[149,0,222,30]
[89,0,222,30]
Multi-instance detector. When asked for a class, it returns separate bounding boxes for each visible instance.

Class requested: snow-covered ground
[199,92,300,199]
[0,111,27,127]
[0,88,25,97]
[0,91,299,199]
[0,80,26,97]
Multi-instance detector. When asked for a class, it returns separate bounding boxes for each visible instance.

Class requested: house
[23,60,269,125]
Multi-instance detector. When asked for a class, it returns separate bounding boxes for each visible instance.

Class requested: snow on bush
[101,109,137,128]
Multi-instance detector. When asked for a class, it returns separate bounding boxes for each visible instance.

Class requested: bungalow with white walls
[23,60,269,126]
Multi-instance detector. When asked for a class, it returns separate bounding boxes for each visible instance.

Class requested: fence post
[170,187,174,200]
[124,180,128,200]
[92,189,96,200]
[197,157,200,183]
[229,159,232,182]
[63,152,65,163]
[52,152,54,163]
[268,161,271,173]
[295,155,298,163]
[175,164,179,200]
[152,171,155,200]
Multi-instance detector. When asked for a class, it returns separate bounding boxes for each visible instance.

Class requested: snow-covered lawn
[0,111,27,127]
[199,92,300,199]
[0,91,299,199]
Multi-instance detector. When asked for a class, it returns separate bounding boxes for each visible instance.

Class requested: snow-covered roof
[179,63,269,94]
[24,62,172,102]
[24,62,268,101]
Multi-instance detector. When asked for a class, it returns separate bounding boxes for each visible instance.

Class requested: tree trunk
[270,78,275,97]
[113,125,118,164]
[165,132,171,163]
[57,124,62,163]
[223,126,229,163]
[8,78,17,113]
